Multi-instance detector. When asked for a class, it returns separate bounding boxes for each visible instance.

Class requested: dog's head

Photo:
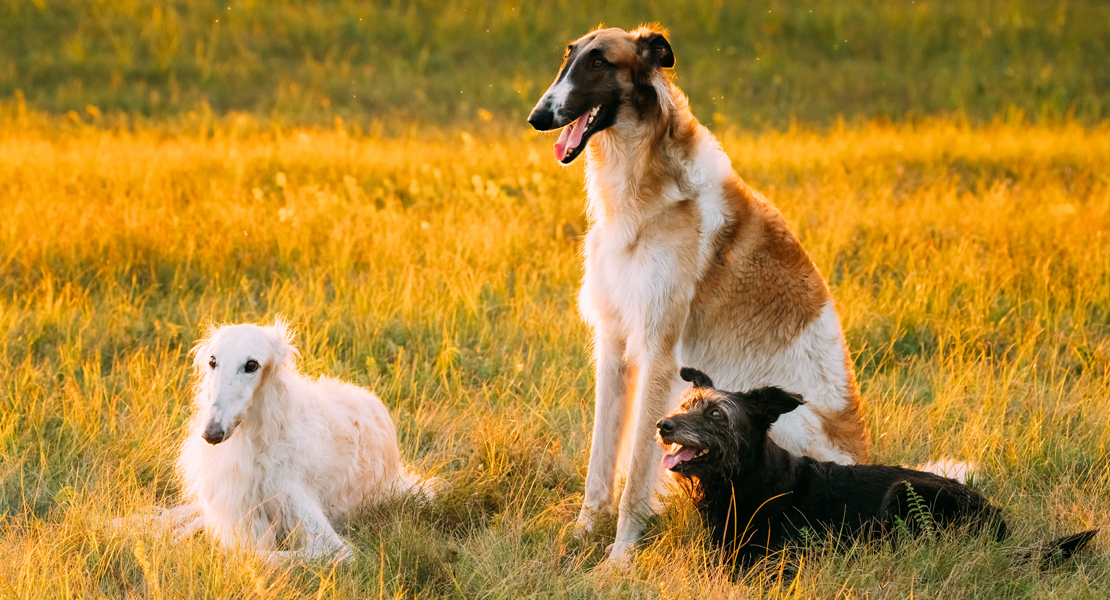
[191,318,298,445]
[657,367,804,477]
[527,25,675,164]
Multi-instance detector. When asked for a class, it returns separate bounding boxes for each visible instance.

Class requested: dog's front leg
[110,503,202,539]
[276,488,353,563]
[163,504,205,541]
[577,329,630,538]
[609,339,684,566]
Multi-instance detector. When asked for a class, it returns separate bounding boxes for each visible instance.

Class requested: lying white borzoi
[142,320,433,562]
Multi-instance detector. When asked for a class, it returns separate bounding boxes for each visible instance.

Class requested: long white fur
[139,320,431,562]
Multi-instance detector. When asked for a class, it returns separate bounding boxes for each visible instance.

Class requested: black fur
[660,368,1097,570]
[678,366,713,389]
[635,31,674,69]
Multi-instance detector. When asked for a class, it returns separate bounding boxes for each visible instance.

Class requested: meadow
[2,1,1110,597]
[0,105,1108,598]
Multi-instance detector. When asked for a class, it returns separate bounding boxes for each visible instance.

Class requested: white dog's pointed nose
[202,420,226,445]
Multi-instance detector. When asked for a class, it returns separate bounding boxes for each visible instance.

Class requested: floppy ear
[267,316,299,369]
[189,326,218,404]
[190,322,218,372]
[745,387,804,425]
[679,367,714,389]
[191,339,210,371]
[636,30,675,69]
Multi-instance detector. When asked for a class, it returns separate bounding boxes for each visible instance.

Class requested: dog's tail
[394,468,447,502]
[1015,529,1099,568]
[917,459,976,484]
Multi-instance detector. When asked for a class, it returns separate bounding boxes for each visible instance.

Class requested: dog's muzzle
[202,421,226,445]
[527,106,556,131]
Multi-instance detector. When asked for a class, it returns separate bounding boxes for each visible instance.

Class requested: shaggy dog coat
[165,321,430,561]
[658,368,1097,570]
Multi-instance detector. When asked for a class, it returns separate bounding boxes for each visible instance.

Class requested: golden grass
[0,115,1108,598]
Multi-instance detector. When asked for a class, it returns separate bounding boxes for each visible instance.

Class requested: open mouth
[661,443,711,471]
[553,105,603,164]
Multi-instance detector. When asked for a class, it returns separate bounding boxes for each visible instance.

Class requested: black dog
[657,367,1097,569]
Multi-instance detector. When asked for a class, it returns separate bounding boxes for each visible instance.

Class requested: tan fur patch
[684,176,831,355]
[821,349,871,463]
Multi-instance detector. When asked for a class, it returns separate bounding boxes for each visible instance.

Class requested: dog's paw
[332,544,355,564]
[420,476,448,502]
[605,541,636,569]
[574,507,598,540]
[262,549,297,565]
[171,515,205,542]
[108,506,169,532]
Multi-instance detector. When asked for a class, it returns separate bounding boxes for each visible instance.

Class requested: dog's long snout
[202,421,226,445]
[657,418,676,434]
[527,106,555,131]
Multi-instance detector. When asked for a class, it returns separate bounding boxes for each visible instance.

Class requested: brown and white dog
[528,26,870,565]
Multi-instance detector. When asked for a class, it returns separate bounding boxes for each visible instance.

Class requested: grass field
[3,0,1109,128]
[3,2,1110,598]
[1,103,1108,598]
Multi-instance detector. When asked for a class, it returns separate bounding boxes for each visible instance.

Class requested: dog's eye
[244,359,260,373]
[592,58,605,69]
[710,409,721,417]
[208,356,217,369]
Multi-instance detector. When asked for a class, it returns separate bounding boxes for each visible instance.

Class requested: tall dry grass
[0,113,1108,597]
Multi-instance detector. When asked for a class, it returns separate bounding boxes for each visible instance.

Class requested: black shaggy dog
[657,367,1097,570]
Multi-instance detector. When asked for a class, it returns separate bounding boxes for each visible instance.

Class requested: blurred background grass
[3,0,1109,129]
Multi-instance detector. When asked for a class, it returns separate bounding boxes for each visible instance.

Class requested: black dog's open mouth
[553,105,604,164]
[661,443,710,472]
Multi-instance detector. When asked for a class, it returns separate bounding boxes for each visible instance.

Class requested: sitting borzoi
[528,25,869,564]
[658,368,1098,571]
[145,321,433,562]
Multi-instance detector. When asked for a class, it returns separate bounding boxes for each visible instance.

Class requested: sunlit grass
[0,113,1108,597]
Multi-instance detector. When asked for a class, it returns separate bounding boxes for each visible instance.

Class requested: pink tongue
[553,111,591,162]
[662,447,697,470]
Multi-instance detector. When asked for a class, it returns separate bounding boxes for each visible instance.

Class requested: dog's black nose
[202,422,225,445]
[527,107,554,131]
[657,418,676,434]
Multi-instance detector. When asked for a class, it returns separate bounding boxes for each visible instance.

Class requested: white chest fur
[578,128,733,357]
[579,221,683,356]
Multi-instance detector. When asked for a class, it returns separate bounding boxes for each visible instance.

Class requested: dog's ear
[680,367,714,389]
[745,387,804,425]
[190,322,218,373]
[267,316,299,369]
[635,28,675,70]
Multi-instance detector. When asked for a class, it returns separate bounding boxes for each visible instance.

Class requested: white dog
[138,320,432,562]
